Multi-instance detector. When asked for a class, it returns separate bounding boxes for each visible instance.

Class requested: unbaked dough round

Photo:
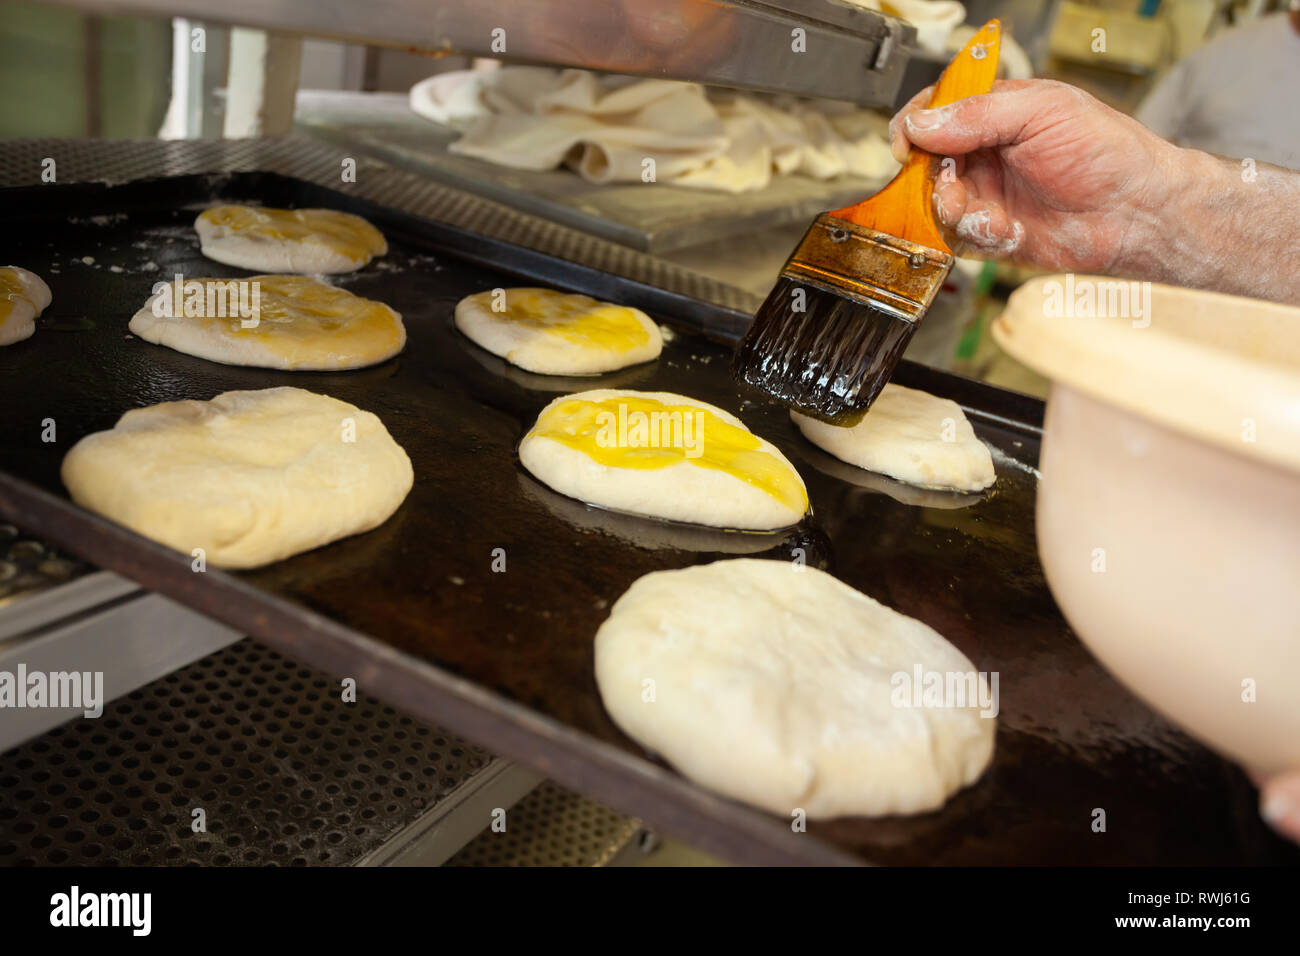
[0,266,52,346]
[519,389,807,530]
[195,205,387,274]
[61,387,413,569]
[128,274,405,370]
[792,383,995,492]
[455,288,662,375]
[595,558,996,817]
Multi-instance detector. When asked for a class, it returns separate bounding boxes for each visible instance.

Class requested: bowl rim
[992,274,1300,476]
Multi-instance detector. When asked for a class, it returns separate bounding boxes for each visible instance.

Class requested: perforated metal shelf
[447,781,642,867]
[0,523,91,610]
[0,638,494,866]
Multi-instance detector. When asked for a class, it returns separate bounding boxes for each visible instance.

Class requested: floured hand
[889,79,1176,269]
[889,78,1300,306]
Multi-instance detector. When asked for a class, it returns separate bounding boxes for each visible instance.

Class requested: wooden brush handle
[830,19,1002,254]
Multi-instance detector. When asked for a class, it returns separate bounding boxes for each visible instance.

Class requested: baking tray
[1,173,1293,866]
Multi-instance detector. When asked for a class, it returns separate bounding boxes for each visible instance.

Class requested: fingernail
[906,108,944,131]
[890,135,908,164]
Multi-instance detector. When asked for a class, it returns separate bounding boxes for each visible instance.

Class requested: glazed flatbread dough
[0,266,52,346]
[596,558,996,817]
[128,274,405,370]
[61,387,413,569]
[195,205,387,274]
[455,288,662,375]
[517,471,794,554]
[792,383,995,492]
[519,389,807,531]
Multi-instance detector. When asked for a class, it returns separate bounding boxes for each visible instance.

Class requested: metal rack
[0,519,650,867]
[0,526,648,868]
[45,0,916,106]
[0,634,592,867]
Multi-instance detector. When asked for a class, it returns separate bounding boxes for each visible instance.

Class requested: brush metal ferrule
[781,213,954,322]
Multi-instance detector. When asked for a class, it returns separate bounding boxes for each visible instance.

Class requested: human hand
[1258,771,1300,845]
[889,78,1180,271]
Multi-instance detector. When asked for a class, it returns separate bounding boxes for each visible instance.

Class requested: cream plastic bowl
[993,275,1300,775]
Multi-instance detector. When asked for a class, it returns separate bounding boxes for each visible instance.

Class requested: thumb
[903,86,1039,157]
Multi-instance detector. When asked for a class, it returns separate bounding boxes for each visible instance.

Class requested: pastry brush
[732,20,1002,424]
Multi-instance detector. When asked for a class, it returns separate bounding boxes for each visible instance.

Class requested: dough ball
[792,383,995,492]
[596,558,996,817]
[61,387,413,569]
[128,274,405,370]
[455,287,662,375]
[0,266,52,346]
[519,389,807,530]
[195,205,387,274]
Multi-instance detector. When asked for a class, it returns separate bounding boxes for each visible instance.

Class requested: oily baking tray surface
[0,174,1293,866]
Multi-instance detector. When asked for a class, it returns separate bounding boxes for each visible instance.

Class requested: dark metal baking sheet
[1,174,1293,866]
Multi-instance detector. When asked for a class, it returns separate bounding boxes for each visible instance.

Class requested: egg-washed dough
[596,558,996,817]
[0,266,52,346]
[61,387,413,569]
[792,383,995,492]
[128,274,405,370]
[520,389,807,530]
[455,288,662,375]
[195,205,387,274]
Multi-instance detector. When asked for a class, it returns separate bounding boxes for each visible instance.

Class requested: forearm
[1124,149,1300,305]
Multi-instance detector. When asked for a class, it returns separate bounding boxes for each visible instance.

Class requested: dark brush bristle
[732,275,917,425]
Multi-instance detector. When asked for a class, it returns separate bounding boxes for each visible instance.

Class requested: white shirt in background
[1137,13,1300,171]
